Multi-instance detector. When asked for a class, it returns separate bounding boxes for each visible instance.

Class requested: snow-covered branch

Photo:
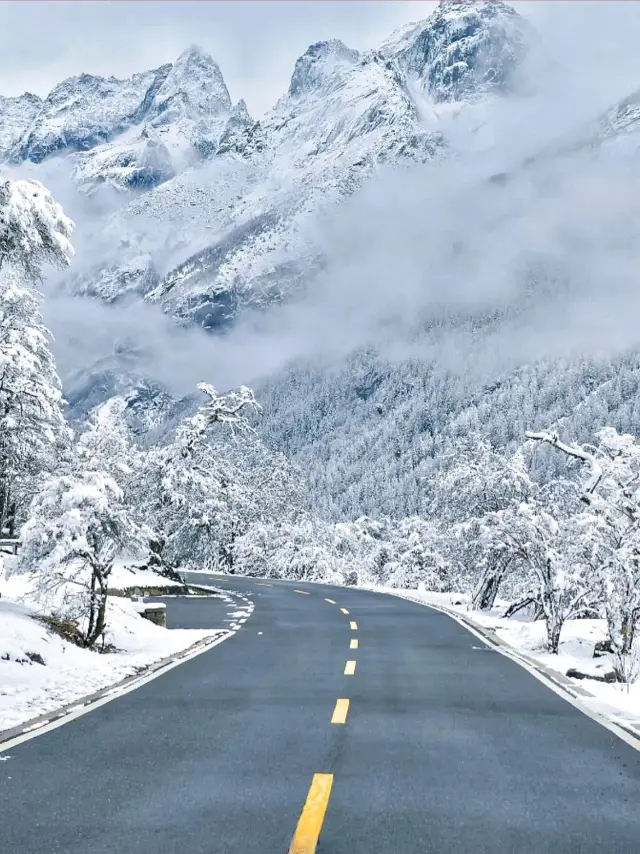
[0,178,74,278]
[526,430,603,501]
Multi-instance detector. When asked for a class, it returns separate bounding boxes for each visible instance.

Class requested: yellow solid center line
[294,590,311,595]
[325,598,336,604]
[350,621,358,631]
[331,698,350,724]
[288,773,334,854]
[340,607,349,615]
[350,638,358,649]
[344,660,356,675]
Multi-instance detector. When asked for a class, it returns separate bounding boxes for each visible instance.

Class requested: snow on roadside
[108,559,185,591]
[377,586,640,728]
[0,561,214,732]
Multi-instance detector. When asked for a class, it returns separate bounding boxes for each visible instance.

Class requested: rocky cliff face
[1,1,537,324]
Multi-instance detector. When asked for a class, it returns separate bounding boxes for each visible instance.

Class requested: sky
[0,0,438,116]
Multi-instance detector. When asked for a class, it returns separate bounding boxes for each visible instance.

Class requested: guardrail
[0,538,20,555]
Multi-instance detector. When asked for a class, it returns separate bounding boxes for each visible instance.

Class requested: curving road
[2,574,640,853]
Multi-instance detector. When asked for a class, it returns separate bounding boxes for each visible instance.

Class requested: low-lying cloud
[40,1,640,397]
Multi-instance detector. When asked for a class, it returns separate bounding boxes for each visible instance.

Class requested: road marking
[385,589,640,754]
[325,598,336,604]
[331,698,350,724]
[350,638,358,649]
[340,607,349,615]
[0,632,233,752]
[294,590,311,595]
[344,660,356,675]
[350,621,358,630]
[256,582,272,587]
[288,773,334,854]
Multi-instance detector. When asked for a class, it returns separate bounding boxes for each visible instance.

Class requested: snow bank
[0,564,212,732]
[108,559,185,592]
[379,587,640,729]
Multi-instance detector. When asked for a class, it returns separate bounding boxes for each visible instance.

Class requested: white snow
[108,560,184,591]
[0,592,215,732]
[0,560,216,732]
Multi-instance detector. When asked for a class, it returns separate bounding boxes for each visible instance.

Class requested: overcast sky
[0,0,442,116]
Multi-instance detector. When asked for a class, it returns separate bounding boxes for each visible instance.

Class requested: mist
[38,1,640,397]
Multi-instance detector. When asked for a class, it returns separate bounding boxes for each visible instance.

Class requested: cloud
[209,0,640,386]
[36,1,640,398]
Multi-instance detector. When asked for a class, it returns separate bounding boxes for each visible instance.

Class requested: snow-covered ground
[0,561,216,732]
[108,559,185,592]
[383,587,640,729]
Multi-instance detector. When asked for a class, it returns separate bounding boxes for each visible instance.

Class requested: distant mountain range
[3,1,537,326]
[5,0,640,518]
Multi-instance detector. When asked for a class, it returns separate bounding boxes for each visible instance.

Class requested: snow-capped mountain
[387,0,530,103]
[15,0,530,329]
[5,46,237,193]
[8,0,640,520]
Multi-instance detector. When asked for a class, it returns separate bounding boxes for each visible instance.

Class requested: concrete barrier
[140,604,167,628]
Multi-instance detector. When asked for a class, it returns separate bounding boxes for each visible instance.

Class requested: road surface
[2,573,640,853]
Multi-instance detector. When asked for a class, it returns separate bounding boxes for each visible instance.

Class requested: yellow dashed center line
[350,621,358,631]
[340,607,349,615]
[350,638,358,649]
[324,598,336,604]
[344,660,356,676]
[288,773,334,854]
[294,590,311,595]
[331,698,350,724]
[256,582,272,587]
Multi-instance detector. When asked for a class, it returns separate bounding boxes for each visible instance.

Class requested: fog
[39,1,640,397]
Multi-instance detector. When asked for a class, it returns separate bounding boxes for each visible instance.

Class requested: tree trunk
[546,616,563,654]
[471,565,504,611]
[85,570,97,645]
[84,565,110,649]
[7,501,16,537]
[84,574,108,649]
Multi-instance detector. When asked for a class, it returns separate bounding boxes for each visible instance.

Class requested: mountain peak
[148,46,231,125]
[288,39,360,98]
[390,0,529,103]
[176,44,209,62]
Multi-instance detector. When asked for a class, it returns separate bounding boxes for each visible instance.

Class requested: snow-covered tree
[0,177,74,277]
[0,175,73,532]
[529,427,640,672]
[0,269,70,533]
[20,470,140,648]
[489,479,599,653]
[134,383,261,572]
[427,437,533,609]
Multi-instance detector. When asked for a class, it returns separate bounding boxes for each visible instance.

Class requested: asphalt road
[2,574,640,854]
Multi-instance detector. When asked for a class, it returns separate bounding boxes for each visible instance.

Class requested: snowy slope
[0,1,532,329]
[0,571,213,731]
[0,93,42,161]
